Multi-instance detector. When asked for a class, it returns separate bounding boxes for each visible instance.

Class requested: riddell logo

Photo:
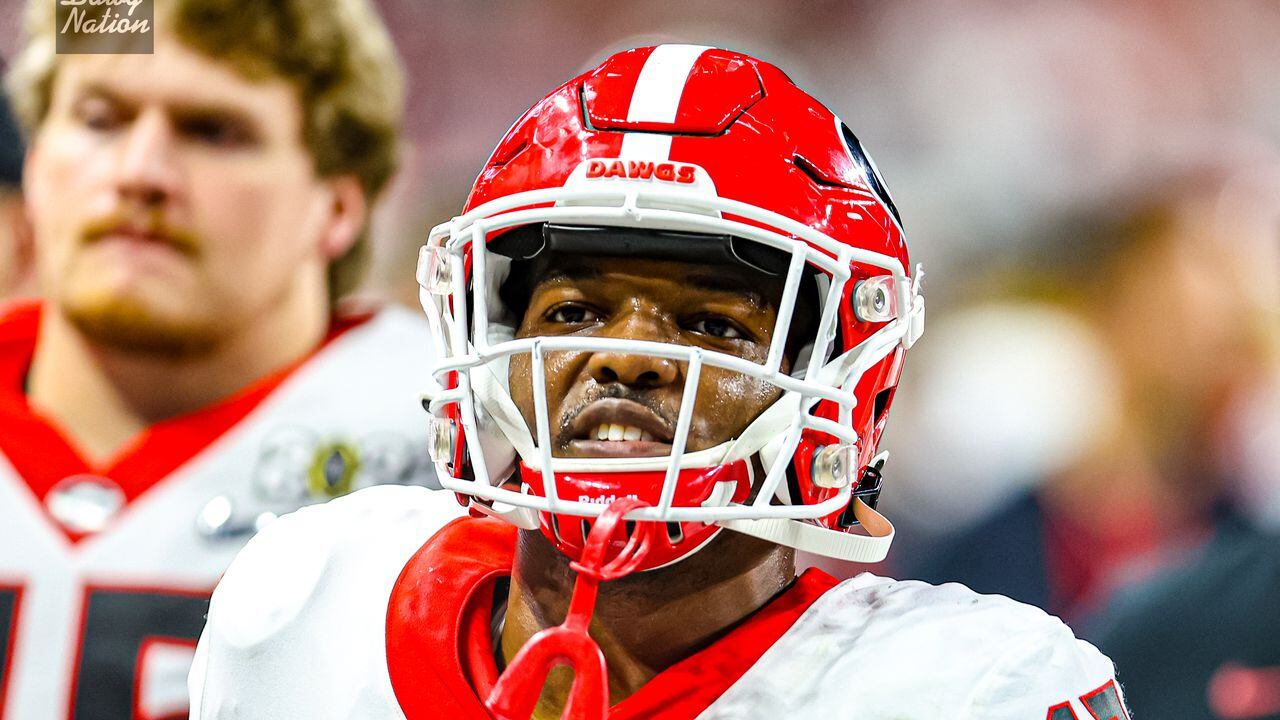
[585,159,697,184]
[578,493,639,505]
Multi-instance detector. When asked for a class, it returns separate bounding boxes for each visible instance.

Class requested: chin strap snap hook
[486,498,655,720]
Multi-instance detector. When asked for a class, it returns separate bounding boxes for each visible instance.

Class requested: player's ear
[4,191,33,277]
[317,174,367,261]
[20,144,39,205]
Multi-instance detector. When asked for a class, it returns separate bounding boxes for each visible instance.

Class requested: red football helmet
[418,45,923,571]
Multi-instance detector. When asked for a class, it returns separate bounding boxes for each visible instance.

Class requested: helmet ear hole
[873,388,894,424]
[665,522,684,544]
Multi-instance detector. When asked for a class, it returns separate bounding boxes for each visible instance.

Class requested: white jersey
[701,577,1126,718]
[0,306,437,720]
[192,485,1128,720]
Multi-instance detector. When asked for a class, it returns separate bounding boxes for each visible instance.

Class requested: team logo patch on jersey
[251,427,425,504]
[308,441,361,498]
[584,159,697,184]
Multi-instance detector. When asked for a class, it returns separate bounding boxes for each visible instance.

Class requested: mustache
[81,211,202,257]
[557,385,676,438]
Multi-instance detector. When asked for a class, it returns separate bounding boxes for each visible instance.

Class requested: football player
[0,90,30,303]
[0,1,434,718]
[190,46,1129,719]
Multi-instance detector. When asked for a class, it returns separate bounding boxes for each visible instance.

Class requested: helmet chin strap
[486,498,657,720]
[718,497,895,563]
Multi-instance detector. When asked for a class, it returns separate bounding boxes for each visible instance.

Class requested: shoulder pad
[189,486,464,719]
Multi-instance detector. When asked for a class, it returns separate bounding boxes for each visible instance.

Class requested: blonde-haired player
[0,2,434,717]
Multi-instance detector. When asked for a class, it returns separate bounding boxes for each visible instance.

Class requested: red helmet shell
[454,45,912,562]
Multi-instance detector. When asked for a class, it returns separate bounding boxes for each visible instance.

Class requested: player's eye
[177,114,257,149]
[546,303,600,325]
[74,96,127,133]
[688,316,747,340]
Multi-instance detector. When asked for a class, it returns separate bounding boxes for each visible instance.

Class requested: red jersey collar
[0,300,369,543]
[386,516,839,719]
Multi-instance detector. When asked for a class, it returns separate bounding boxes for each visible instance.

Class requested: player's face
[509,255,791,458]
[24,35,342,354]
[0,190,28,298]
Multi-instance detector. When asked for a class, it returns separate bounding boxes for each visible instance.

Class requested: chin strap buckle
[486,498,655,720]
[838,453,887,529]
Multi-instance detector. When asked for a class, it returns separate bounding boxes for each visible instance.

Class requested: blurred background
[0,0,1277,716]
[3,0,1278,621]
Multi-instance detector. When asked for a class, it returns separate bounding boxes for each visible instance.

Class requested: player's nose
[114,109,181,207]
[586,310,680,388]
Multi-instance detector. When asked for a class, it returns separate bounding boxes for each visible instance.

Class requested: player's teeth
[588,423,654,441]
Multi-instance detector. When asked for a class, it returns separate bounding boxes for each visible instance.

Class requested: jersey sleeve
[188,485,464,720]
[965,622,1129,720]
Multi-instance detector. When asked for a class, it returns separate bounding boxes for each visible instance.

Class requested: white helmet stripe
[619,44,711,160]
